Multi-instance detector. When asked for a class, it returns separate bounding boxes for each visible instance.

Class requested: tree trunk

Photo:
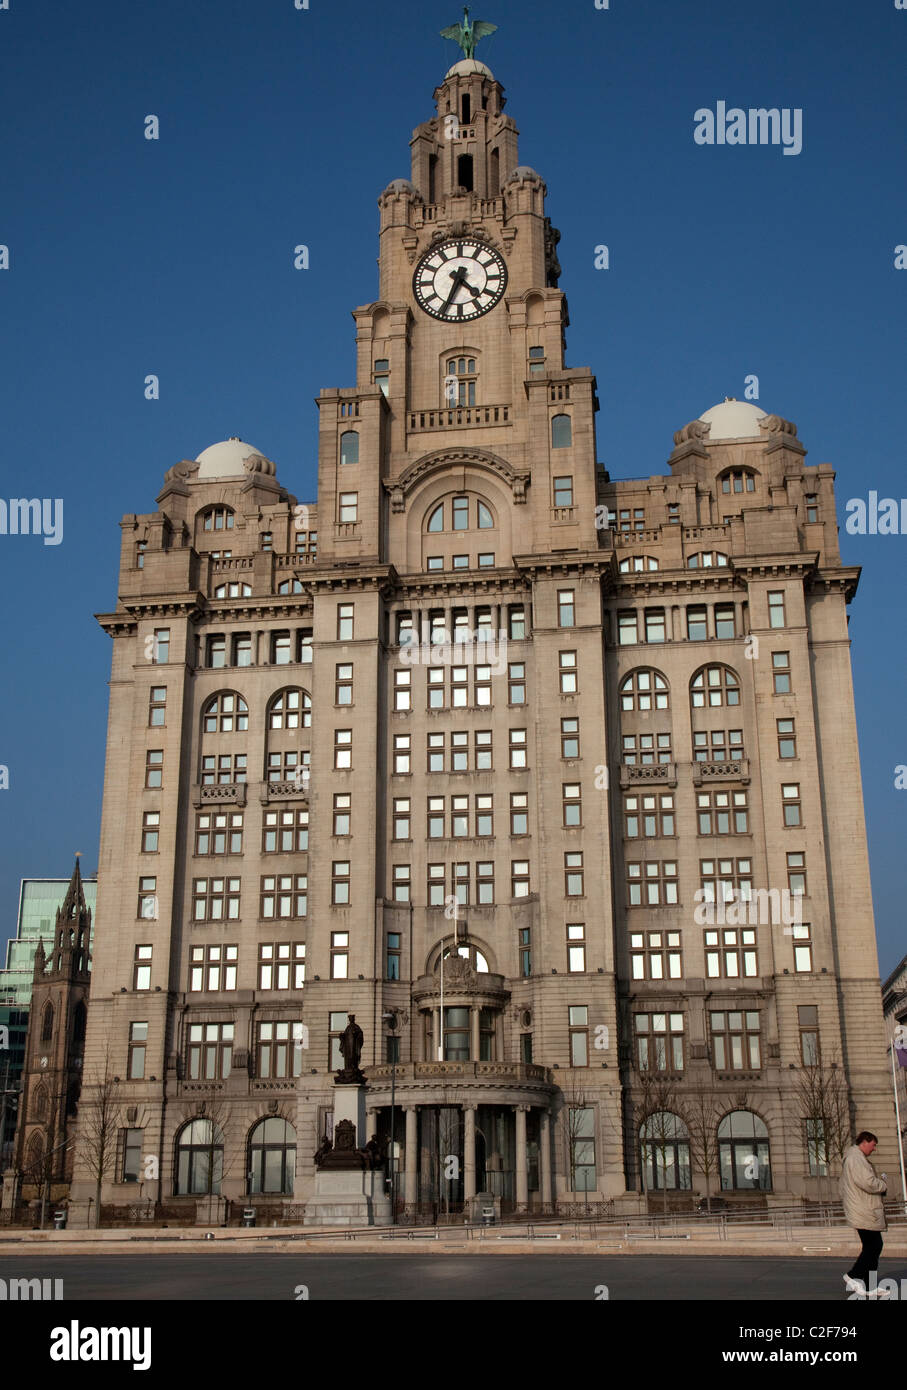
[93,1180,102,1228]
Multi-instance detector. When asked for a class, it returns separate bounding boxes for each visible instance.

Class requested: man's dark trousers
[848,1230,883,1284]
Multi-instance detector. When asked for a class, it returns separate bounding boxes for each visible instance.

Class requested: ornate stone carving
[389,447,529,504]
[163,459,199,484]
[243,452,277,476]
[672,419,712,447]
[758,414,798,438]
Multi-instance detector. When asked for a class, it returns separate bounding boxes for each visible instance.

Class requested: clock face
[413,239,507,321]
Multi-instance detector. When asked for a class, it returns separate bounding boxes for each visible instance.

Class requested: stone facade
[69,55,895,1222]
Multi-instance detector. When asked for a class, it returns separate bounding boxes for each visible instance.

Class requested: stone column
[539,1107,552,1204]
[515,1104,529,1207]
[404,1106,418,1206]
[432,1009,440,1061]
[470,1006,480,1061]
[464,1104,476,1202]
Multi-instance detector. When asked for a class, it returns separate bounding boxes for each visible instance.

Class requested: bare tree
[680,1086,742,1213]
[634,1073,685,1214]
[76,1052,122,1228]
[562,1077,595,1211]
[792,1059,852,1201]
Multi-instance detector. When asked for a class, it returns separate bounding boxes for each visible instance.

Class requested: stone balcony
[192,781,247,808]
[692,759,751,785]
[620,762,677,788]
[407,404,510,433]
[367,1061,552,1086]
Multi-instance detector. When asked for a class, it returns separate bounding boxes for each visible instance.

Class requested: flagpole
[888,1043,907,1217]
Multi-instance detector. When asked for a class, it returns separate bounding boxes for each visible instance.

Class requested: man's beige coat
[840,1144,887,1231]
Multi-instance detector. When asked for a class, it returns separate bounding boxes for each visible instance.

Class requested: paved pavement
[1,1253,905,1300]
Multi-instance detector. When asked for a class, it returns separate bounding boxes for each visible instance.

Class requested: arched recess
[390,449,523,573]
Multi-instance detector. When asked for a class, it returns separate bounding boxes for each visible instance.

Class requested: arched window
[427,503,444,532]
[199,506,234,533]
[690,665,740,709]
[718,1111,771,1191]
[248,1117,296,1195]
[477,501,494,529]
[719,469,756,495]
[620,669,670,712]
[435,941,490,974]
[444,356,477,406]
[268,688,311,730]
[551,414,572,448]
[639,1112,692,1191]
[277,579,305,595]
[73,1001,87,1045]
[33,1085,48,1121]
[214,582,252,598]
[175,1118,224,1195]
[340,431,359,466]
[687,552,728,569]
[425,496,496,534]
[25,1131,44,1179]
[41,1002,54,1042]
[619,556,659,572]
[202,692,249,733]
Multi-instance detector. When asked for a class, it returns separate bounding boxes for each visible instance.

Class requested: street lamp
[382,1010,398,1223]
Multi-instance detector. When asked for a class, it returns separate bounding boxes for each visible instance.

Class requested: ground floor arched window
[639,1111,692,1190]
[718,1110,771,1190]
[248,1118,296,1195]
[175,1118,224,1195]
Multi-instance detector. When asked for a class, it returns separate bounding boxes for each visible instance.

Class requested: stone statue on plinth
[316,1118,367,1171]
[335,1012,366,1086]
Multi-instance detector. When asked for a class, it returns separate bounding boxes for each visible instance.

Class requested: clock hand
[441,268,469,312]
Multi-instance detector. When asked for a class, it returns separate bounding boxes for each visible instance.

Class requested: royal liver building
[71,36,894,1223]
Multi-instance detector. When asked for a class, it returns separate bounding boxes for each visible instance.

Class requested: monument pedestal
[304,1080,392,1227]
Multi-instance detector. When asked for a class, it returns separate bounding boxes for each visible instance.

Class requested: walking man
[841,1131,889,1299]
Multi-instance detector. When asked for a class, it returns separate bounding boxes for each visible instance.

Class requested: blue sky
[0,0,904,975]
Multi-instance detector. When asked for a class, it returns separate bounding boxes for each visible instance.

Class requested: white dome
[699,399,767,441]
[196,437,265,480]
[445,58,494,79]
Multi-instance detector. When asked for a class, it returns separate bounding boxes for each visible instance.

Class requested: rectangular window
[519,926,531,977]
[474,664,492,707]
[509,728,527,769]
[427,862,445,907]
[206,635,226,669]
[137,877,157,920]
[331,931,349,979]
[271,632,292,666]
[257,943,305,991]
[392,797,411,840]
[622,732,672,765]
[777,718,797,759]
[396,612,413,647]
[451,666,469,708]
[508,606,527,640]
[145,749,163,788]
[257,1020,304,1079]
[792,922,812,972]
[559,650,577,694]
[561,716,580,759]
[667,502,680,524]
[128,1022,147,1080]
[704,926,758,979]
[714,604,736,640]
[427,732,445,773]
[782,783,801,826]
[148,687,166,727]
[452,861,469,907]
[624,793,675,838]
[141,811,160,853]
[768,591,786,628]
[475,794,493,838]
[189,943,238,992]
[337,603,354,640]
[565,851,584,897]
[636,1013,685,1072]
[136,541,146,569]
[805,493,818,524]
[187,1022,233,1081]
[427,667,445,710]
[798,1004,820,1065]
[335,663,353,705]
[618,612,638,646]
[630,930,683,981]
[329,1012,348,1071]
[195,811,243,855]
[386,932,401,980]
[567,923,586,973]
[392,865,410,903]
[203,753,249,785]
[687,606,708,641]
[262,807,308,853]
[569,1106,595,1191]
[477,553,494,568]
[562,783,582,827]
[393,733,411,774]
[569,1006,589,1067]
[696,790,748,835]
[332,793,351,837]
[122,1128,143,1182]
[232,634,252,667]
[626,861,678,906]
[510,791,529,836]
[558,589,575,627]
[260,875,307,920]
[475,729,492,770]
[133,944,152,991]
[334,729,352,769]
[394,668,411,711]
[787,850,807,897]
[645,608,666,644]
[511,859,530,898]
[339,493,358,524]
[152,628,170,664]
[451,794,469,837]
[508,662,526,705]
[772,650,791,693]
[476,861,494,905]
[427,796,445,838]
[710,1010,760,1071]
[331,862,350,906]
[553,476,573,506]
[698,857,752,907]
